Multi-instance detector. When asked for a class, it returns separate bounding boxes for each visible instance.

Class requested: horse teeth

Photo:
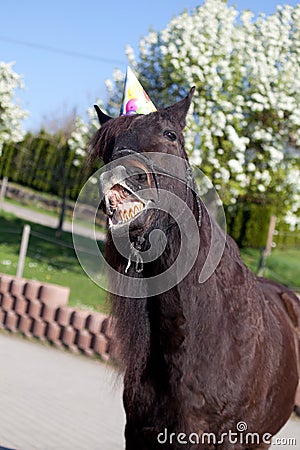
[113,200,146,225]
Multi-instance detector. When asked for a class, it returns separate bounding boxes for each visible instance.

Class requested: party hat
[120,67,156,116]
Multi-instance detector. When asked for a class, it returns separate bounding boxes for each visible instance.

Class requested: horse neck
[147,201,260,364]
[111,195,261,381]
[147,204,221,353]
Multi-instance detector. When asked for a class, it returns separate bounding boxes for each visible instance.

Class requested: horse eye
[163,130,177,142]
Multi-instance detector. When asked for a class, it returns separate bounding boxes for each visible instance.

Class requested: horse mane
[105,232,151,380]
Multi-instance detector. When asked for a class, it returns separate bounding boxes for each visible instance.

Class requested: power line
[0,35,127,66]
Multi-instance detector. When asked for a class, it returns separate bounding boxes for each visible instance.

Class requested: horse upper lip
[104,196,114,217]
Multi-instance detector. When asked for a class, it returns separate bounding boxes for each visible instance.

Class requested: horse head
[90,88,197,245]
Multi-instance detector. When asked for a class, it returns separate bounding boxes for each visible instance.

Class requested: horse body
[90,89,300,449]
[121,210,298,450]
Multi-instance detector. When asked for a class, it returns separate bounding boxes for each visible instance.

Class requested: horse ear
[164,87,195,129]
[94,105,113,126]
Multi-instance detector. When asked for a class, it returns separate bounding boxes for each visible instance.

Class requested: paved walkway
[0,332,299,450]
[0,201,105,241]
[0,332,125,450]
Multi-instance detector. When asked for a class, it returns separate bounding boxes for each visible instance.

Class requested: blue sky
[1,0,299,130]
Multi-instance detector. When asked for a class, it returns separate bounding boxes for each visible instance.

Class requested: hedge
[226,201,299,249]
[0,132,92,200]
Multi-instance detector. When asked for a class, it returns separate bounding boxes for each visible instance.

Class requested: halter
[111,147,202,226]
[109,148,202,273]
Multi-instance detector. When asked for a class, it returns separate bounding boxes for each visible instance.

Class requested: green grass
[240,247,300,290]
[263,249,300,290]
[240,248,260,273]
[0,210,108,312]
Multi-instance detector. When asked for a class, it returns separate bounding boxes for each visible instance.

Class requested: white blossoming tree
[101,0,300,243]
[0,62,27,156]
[67,116,90,167]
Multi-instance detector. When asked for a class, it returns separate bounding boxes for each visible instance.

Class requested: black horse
[90,88,300,449]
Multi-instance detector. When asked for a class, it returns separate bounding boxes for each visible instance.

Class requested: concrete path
[0,332,299,450]
[272,420,299,449]
[0,201,105,241]
[0,332,125,450]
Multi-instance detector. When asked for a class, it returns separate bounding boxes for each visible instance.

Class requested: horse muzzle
[99,164,155,229]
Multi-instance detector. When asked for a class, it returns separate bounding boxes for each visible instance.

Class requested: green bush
[0,132,91,200]
[226,201,274,248]
[226,200,299,249]
[273,221,300,250]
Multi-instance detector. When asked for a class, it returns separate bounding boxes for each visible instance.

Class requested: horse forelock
[88,114,140,164]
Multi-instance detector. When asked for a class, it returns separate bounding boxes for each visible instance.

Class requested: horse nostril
[135,173,148,183]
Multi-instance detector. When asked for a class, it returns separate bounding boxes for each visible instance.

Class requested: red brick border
[0,273,113,362]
